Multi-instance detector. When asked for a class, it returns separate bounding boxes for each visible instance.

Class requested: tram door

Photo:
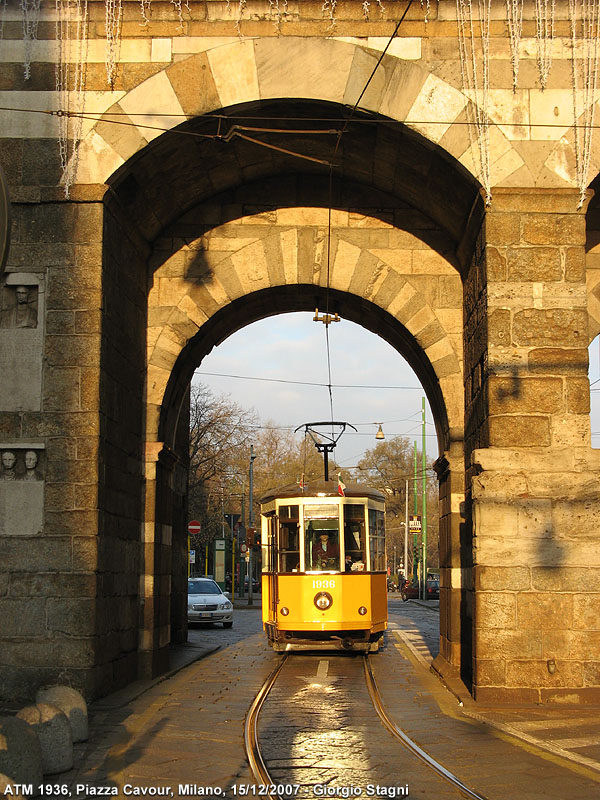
[267,515,279,621]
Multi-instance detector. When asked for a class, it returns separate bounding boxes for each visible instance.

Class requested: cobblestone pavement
[387,594,600,779]
[39,600,600,800]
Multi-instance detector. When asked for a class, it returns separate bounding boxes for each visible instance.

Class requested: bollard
[0,716,43,790]
[35,686,88,743]
[17,703,73,775]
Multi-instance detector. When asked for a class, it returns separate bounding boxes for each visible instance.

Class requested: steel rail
[244,655,289,799]
[363,655,489,800]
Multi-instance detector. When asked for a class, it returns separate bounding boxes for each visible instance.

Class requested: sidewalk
[389,597,600,777]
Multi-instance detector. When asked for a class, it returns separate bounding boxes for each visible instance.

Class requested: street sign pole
[187,520,201,577]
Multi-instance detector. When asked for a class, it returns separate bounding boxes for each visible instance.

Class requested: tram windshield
[304,505,340,572]
[369,508,386,571]
[344,504,366,571]
[278,504,300,572]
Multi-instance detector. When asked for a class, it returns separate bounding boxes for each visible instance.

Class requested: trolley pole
[248,445,256,606]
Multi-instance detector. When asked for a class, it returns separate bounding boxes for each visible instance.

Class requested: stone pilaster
[471,189,600,704]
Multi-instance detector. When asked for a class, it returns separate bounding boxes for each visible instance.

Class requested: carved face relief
[1,450,16,470]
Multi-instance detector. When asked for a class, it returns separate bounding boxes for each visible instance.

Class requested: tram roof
[259,479,385,504]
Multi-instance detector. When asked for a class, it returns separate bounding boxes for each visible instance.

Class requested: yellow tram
[259,479,387,652]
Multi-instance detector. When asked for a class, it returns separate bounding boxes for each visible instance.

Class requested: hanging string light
[104,0,121,86]
[235,0,246,35]
[22,0,41,80]
[55,0,88,197]
[322,0,337,30]
[506,0,524,92]
[535,0,556,89]
[269,0,284,30]
[171,0,190,31]
[569,0,600,208]
[456,0,492,204]
[139,0,151,26]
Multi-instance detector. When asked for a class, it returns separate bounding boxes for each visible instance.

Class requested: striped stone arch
[145,207,464,448]
[74,36,587,191]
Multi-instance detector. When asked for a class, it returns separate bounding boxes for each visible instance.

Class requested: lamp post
[404,478,409,585]
[248,445,256,606]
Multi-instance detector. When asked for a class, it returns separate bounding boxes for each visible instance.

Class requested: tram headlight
[358,606,368,615]
[314,592,333,611]
[280,607,289,616]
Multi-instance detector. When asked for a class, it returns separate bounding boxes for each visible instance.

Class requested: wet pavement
[32,597,600,800]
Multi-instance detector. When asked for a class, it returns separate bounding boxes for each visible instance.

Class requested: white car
[187,578,233,627]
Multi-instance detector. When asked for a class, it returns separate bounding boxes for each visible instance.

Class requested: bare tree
[351,436,439,573]
[188,383,258,543]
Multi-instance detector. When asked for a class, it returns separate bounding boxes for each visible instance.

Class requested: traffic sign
[240,543,248,553]
[188,520,201,535]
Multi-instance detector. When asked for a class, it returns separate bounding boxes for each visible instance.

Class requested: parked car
[188,577,233,627]
[401,577,439,602]
[244,575,261,593]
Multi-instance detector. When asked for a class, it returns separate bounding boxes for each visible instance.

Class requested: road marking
[317,660,329,678]
[549,735,600,749]
[392,629,432,667]
[511,718,600,732]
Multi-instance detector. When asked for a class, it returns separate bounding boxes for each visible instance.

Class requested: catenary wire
[194,369,423,390]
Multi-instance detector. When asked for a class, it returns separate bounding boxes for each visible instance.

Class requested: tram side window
[278,505,300,572]
[344,504,366,571]
[368,508,385,572]
[304,505,340,572]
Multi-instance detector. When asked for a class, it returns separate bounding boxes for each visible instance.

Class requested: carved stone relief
[0,284,38,329]
[0,447,44,481]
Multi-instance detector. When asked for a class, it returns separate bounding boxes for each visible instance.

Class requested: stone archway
[2,21,600,703]
[96,101,482,691]
[142,205,468,685]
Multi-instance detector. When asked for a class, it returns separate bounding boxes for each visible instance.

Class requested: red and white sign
[188,520,201,535]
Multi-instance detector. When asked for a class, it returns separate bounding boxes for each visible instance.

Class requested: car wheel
[223,621,233,628]
[401,592,409,602]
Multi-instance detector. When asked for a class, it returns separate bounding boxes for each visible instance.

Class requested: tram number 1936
[312,579,336,589]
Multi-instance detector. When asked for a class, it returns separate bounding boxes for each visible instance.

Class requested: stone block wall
[1,0,600,704]
[469,188,600,704]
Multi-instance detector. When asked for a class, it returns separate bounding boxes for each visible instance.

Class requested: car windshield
[188,579,221,595]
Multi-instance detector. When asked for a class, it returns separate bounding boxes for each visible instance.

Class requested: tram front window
[369,508,386,571]
[304,505,340,571]
[278,504,300,572]
[344,504,366,571]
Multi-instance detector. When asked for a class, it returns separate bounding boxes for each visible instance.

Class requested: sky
[192,312,435,470]
[192,312,600,471]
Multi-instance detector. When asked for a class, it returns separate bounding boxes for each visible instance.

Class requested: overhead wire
[3,106,600,130]
[317,0,415,443]
[193,370,423,390]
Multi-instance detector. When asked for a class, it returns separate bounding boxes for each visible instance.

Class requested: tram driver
[312,531,339,570]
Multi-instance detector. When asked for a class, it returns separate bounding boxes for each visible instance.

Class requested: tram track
[244,653,488,800]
